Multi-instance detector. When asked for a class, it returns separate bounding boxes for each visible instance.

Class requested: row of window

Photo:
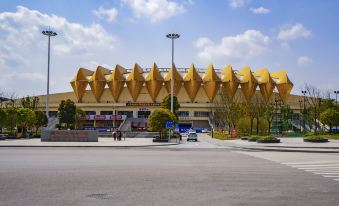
[84,110,211,117]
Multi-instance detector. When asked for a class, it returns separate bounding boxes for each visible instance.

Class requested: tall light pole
[166,33,180,113]
[302,90,307,132]
[298,100,303,132]
[335,90,339,132]
[42,30,57,118]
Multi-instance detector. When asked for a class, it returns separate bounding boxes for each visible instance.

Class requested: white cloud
[298,56,312,66]
[195,30,271,63]
[121,0,185,22]
[280,42,290,50]
[278,23,311,41]
[0,6,118,96]
[250,6,270,14]
[229,0,248,8]
[93,7,119,23]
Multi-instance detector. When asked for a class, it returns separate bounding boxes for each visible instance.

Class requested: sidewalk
[0,138,178,147]
[199,134,339,153]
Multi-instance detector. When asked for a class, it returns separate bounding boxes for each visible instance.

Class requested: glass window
[100,111,113,115]
[176,111,189,117]
[85,111,96,115]
[48,111,57,117]
[118,111,133,118]
[194,111,210,117]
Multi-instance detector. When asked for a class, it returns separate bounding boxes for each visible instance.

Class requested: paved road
[168,133,227,149]
[1,147,339,206]
[238,151,339,182]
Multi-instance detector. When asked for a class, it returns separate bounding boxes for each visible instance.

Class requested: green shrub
[237,116,251,134]
[258,118,269,136]
[209,131,237,140]
[304,136,326,140]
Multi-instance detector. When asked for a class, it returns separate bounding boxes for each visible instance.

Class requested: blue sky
[0,0,338,97]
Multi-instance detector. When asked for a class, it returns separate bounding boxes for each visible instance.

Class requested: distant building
[29,63,296,132]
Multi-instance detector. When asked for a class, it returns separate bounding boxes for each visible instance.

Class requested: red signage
[231,128,238,137]
[126,102,160,107]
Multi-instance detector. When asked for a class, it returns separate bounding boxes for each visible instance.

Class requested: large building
[32,63,296,131]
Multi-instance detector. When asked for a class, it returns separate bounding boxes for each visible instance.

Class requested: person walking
[117,130,121,141]
[112,130,117,141]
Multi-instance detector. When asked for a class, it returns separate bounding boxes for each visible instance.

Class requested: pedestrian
[117,130,121,141]
[112,130,116,141]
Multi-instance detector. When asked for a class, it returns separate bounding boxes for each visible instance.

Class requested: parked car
[187,132,198,142]
[0,133,8,140]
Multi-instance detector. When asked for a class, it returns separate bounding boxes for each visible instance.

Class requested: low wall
[41,129,98,142]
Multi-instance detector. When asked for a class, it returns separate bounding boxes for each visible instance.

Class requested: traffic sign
[165,121,174,128]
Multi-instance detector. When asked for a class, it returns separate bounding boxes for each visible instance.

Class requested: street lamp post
[335,91,339,132]
[42,30,57,118]
[298,100,303,132]
[302,90,307,132]
[275,99,279,135]
[166,33,180,113]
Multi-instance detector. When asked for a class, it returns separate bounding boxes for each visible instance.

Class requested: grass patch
[208,131,238,140]
[303,132,339,140]
[248,135,277,141]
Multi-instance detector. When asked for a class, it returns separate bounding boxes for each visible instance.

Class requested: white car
[187,132,198,142]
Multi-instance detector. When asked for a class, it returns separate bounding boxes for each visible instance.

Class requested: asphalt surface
[1,136,339,206]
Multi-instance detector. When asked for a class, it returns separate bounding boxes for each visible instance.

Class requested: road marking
[283,161,335,165]
[291,164,339,168]
[281,161,339,182]
[322,175,339,178]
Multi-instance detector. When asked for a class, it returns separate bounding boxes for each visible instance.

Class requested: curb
[0,143,179,148]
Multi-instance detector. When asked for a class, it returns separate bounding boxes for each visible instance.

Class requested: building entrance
[178,123,192,133]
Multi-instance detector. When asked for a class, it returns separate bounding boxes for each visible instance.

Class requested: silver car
[187,132,198,142]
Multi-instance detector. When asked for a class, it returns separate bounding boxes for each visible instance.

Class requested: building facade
[34,63,295,131]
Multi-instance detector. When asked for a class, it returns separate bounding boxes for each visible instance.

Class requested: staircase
[119,118,133,131]
[46,116,58,129]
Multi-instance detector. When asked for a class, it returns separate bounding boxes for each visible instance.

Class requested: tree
[214,90,244,132]
[263,103,275,135]
[4,108,18,136]
[21,96,40,110]
[280,104,293,132]
[17,108,36,137]
[320,108,339,133]
[304,84,322,133]
[147,108,177,137]
[74,108,86,129]
[0,108,7,133]
[253,97,265,135]
[58,99,76,129]
[161,95,180,115]
[34,110,48,135]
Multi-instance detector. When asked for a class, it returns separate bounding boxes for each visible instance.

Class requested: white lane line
[334,179,339,181]
[322,175,339,178]
[305,170,339,172]
[290,164,339,167]
[296,167,339,170]
[283,162,337,165]
[314,172,339,175]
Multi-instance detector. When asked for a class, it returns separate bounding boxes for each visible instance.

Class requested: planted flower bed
[303,136,329,143]
[303,133,329,143]
[247,135,280,143]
